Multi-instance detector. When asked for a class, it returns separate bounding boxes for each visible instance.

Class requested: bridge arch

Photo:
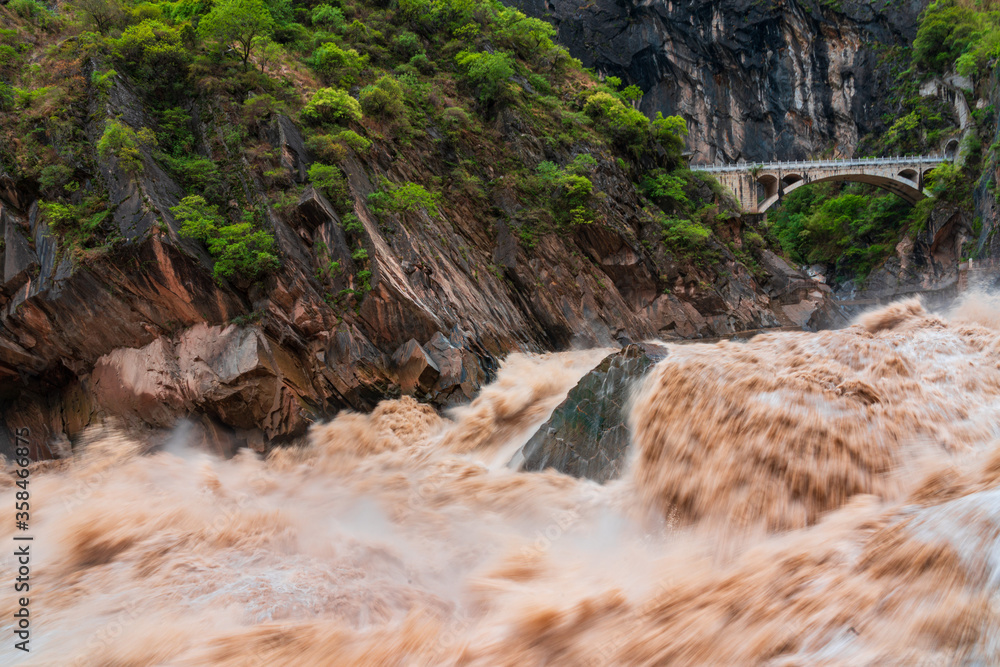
[758,174,779,199]
[757,172,927,214]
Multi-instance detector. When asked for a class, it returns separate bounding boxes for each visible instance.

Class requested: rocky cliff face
[834,202,968,310]
[973,71,1000,268]
[0,15,845,459]
[509,0,925,162]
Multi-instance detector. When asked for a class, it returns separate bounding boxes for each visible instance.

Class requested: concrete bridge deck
[691,155,948,214]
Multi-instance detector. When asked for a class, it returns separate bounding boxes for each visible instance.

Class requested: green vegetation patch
[768,183,913,281]
[171,195,280,281]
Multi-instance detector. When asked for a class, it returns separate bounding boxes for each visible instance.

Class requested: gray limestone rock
[3,214,38,287]
[505,0,924,163]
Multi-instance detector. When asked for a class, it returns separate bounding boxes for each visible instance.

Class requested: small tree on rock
[198,0,275,70]
[171,196,280,281]
[454,50,515,106]
[651,112,688,157]
[302,87,362,124]
[73,0,126,34]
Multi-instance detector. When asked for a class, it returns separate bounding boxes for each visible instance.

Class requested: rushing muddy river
[4,296,1000,665]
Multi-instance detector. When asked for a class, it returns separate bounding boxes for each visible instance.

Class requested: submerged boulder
[510,344,664,482]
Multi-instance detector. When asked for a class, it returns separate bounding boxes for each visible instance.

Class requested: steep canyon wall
[510,0,926,162]
[0,70,843,459]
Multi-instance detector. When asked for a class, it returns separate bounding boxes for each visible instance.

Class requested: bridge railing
[690,155,946,173]
[963,257,1000,272]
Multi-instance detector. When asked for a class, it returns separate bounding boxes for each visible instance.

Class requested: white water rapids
[3,295,1000,665]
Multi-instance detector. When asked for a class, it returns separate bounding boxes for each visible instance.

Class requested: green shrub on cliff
[359,75,405,118]
[660,215,710,252]
[566,153,597,175]
[306,133,348,162]
[38,164,76,196]
[310,43,367,85]
[924,161,971,202]
[302,87,362,124]
[583,91,649,153]
[913,0,1000,81]
[336,130,371,153]
[38,193,111,259]
[455,50,515,105]
[914,1,981,73]
[641,171,689,211]
[311,4,345,30]
[97,120,157,174]
[651,112,688,157]
[880,99,952,154]
[368,180,440,217]
[0,82,13,112]
[536,159,596,226]
[171,195,280,281]
[90,69,116,99]
[492,8,556,60]
[111,19,189,94]
[9,0,54,28]
[307,162,350,204]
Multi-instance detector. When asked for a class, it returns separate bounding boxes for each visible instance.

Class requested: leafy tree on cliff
[583,91,649,153]
[652,112,688,157]
[455,50,515,105]
[172,196,280,281]
[198,0,275,70]
[302,87,362,124]
[112,19,190,94]
[97,120,157,174]
[493,8,556,61]
[71,0,126,34]
[913,1,981,73]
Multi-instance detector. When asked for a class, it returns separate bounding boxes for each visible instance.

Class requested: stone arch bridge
[691,156,948,214]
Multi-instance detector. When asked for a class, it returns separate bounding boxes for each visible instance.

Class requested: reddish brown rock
[392,339,440,394]
[89,324,316,440]
[424,332,486,404]
[91,337,187,428]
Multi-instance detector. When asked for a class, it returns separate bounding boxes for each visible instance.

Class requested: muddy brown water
[4,296,1000,665]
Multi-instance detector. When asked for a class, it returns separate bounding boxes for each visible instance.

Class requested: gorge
[3,0,1000,662]
[509,0,928,163]
[0,0,867,454]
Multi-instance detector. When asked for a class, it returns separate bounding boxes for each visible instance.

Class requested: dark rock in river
[511,344,665,482]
